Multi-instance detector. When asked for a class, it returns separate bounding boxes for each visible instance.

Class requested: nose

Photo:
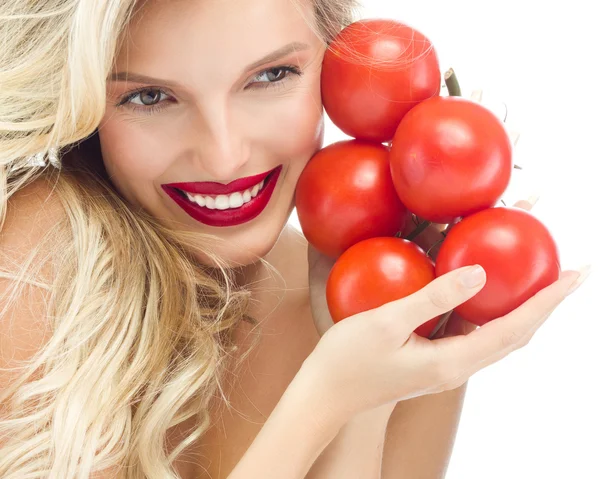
[189,98,249,181]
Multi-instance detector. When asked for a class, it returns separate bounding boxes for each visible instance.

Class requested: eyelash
[116,65,303,115]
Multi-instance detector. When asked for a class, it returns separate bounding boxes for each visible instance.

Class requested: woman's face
[99,0,326,267]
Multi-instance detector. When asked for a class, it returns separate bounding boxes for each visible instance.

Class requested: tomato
[389,95,513,224]
[326,237,440,338]
[321,19,441,143]
[296,140,408,258]
[435,207,561,326]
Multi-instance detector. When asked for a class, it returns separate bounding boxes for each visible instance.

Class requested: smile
[179,177,267,210]
[161,165,283,227]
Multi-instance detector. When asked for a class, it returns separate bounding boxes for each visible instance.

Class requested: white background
[287,1,599,477]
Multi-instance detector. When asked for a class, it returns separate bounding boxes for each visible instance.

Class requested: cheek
[265,89,324,163]
[97,116,170,181]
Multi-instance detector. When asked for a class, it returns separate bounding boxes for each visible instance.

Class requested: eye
[249,65,303,89]
[119,88,171,109]
[131,89,166,106]
[116,65,304,114]
[115,87,173,115]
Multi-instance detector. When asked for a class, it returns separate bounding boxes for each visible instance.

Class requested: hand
[307,243,337,337]
[304,256,586,424]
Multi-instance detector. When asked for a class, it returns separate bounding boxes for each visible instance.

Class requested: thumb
[376,265,487,334]
[307,243,336,291]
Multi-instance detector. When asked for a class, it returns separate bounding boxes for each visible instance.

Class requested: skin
[96,4,329,474]
[0,0,585,470]
[91,1,585,477]
[99,0,326,276]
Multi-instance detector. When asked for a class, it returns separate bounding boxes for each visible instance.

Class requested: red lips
[161,165,283,227]
[164,166,278,196]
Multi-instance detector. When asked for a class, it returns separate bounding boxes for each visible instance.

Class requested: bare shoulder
[1,177,67,260]
[0,177,67,405]
[0,178,121,475]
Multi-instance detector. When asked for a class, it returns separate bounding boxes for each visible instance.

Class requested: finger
[513,195,539,211]
[377,265,487,333]
[438,305,558,392]
[434,269,580,371]
[513,200,532,211]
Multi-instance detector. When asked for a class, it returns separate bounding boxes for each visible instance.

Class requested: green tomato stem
[426,237,445,257]
[404,220,432,242]
[444,68,462,96]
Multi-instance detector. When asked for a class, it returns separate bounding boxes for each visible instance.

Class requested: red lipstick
[161,165,283,228]
[166,168,274,196]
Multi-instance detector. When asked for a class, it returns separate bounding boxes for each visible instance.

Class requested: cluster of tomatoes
[296,19,561,338]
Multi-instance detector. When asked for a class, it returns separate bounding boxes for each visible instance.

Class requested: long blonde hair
[0,0,360,477]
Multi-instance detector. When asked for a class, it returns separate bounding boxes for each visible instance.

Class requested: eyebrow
[108,41,311,87]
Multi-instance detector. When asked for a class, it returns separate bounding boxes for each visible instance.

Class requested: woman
[0,0,589,477]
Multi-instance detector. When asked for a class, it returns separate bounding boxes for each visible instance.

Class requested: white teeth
[193,194,206,207]
[182,177,268,210]
[214,195,230,210]
[229,192,244,208]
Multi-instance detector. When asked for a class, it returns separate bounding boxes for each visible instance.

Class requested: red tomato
[389,96,513,224]
[321,19,441,143]
[326,237,440,338]
[435,207,561,326]
[296,140,408,258]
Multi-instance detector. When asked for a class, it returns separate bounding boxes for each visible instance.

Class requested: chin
[195,234,277,270]
[184,171,299,271]
[191,207,293,271]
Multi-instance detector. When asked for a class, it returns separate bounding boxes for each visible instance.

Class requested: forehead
[117,0,319,65]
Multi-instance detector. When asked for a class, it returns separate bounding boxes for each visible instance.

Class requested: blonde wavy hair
[0,0,360,477]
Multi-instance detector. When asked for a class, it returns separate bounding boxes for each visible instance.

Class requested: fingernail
[527,194,540,207]
[567,265,592,296]
[460,265,486,288]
